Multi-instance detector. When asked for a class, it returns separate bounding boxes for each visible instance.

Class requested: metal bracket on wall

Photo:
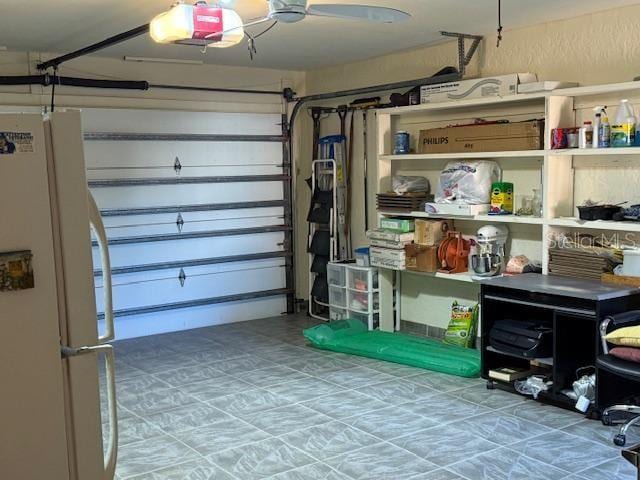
[174,157,182,175]
[439,31,483,77]
[178,268,187,287]
[176,213,184,233]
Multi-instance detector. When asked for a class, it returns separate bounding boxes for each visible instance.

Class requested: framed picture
[0,250,34,292]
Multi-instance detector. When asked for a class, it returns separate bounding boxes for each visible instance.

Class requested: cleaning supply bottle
[592,106,606,148]
[599,115,611,148]
[611,99,636,147]
[579,121,593,149]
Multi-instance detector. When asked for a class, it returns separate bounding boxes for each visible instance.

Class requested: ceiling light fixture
[123,56,204,65]
[150,1,244,48]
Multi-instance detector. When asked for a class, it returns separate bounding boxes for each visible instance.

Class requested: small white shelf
[380,150,546,161]
[377,210,544,225]
[382,93,548,116]
[382,148,640,161]
[548,217,640,232]
[550,147,640,156]
[402,269,478,283]
[551,81,640,98]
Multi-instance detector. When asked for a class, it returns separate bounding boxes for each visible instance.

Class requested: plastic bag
[443,301,479,348]
[393,175,430,195]
[435,160,501,204]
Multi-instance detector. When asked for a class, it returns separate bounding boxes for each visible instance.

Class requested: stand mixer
[471,225,509,277]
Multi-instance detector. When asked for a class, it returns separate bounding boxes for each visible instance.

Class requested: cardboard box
[405,244,439,273]
[366,229,414,243]
[419,120,544,154]
[414,219,453,246]
[421,73,537,104]
[370,247,406,270]
[370,245,439,272]
[379,218,415,233]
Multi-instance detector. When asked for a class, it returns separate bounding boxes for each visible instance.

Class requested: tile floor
[101,314,638,480]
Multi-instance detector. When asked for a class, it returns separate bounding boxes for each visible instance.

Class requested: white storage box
[424,203,490,216]
[421,73,537,104]
[366,229,414,243]
[370,247,406,270]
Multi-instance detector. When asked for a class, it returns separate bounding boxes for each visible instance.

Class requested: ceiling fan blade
[306,4,411,23]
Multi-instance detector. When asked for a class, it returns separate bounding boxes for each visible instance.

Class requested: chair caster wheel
[602,415,613,426]
[614,434,627,447]
[486,381,495,390]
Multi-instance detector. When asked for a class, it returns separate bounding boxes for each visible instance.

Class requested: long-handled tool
[349,97,380,232]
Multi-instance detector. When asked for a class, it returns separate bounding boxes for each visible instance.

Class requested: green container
[380,218,415,233]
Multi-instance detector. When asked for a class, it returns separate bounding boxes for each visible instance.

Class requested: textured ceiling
[2,0,640,70]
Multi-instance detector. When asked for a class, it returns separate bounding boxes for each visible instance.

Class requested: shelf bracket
[439,31,483,77]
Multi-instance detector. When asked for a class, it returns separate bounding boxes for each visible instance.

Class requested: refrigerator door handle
[87,190,115,343]
[61,343,119,480]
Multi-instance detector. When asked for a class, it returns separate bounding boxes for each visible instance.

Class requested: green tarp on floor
[304,319,481,378]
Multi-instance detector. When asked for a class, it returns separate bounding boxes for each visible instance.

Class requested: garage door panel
[87,165,283,179]
[102,297,287,340]
[95,258,286,288]
[92,182,283,209]
[101,207,285,229]
[84,142,282,169]
[83,107,290,339]
[96,266,286,312]
[82,110,282,135]
[94,232,286,268]
[103,216,284,238]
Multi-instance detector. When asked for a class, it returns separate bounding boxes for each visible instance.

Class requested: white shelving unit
[375,81,640,332]
[328,262,379,330]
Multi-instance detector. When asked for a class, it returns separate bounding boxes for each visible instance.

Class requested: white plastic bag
[435,160,501,204]
[392,175,430,194]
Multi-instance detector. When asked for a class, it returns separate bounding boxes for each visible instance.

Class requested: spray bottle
[592,106,608,148]
[593,106,605,148]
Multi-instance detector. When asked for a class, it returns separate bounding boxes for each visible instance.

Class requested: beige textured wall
[295,4,640,327]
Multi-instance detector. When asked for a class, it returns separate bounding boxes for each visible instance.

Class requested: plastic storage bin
[327,262,380,331]
[348,267,379,291]
[329,307,348,321]
[327,263,347,287]
[329,285,347,308]
[348,290,379,313]
[350,311,380,330]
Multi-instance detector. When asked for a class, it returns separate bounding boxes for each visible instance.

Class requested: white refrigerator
[0,111,117,479]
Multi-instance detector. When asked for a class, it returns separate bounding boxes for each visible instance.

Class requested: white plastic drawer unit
[83,108,290,338]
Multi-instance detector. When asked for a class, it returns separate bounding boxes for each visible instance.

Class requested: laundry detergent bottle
[611,99,636,147]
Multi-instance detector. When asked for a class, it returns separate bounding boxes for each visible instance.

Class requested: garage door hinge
[174,157,182,175]
[178,268,187,287]
[176,213,184,233]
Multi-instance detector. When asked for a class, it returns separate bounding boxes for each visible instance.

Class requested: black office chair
[599,311,640,447]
